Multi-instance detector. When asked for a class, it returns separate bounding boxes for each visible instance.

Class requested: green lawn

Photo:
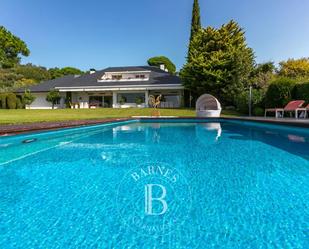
[0,108,240,125]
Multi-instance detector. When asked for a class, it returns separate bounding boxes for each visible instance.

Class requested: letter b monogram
[144,184,168,215]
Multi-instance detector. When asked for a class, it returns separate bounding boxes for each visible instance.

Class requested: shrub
[0,93,7,109]
[235,89,265,114]
[119,96,126,105]
[225,106,236,110]
[22,89,36,106]
[235,92,249,114]
[253,107,264,116]
[265,78,295,108]
[135,97,143,105]
[46,89,61,109]
[16,96,23,109]
[293,82,309,103]
[6,93,17,109]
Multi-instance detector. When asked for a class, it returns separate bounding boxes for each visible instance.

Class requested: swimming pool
[0,119,308,248]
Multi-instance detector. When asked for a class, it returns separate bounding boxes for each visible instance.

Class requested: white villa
[17,66,184,109]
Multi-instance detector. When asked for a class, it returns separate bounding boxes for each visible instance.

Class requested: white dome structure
[196,94,222,117]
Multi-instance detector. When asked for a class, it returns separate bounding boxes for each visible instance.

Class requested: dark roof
[16,66,181,93]
[16,75,77,93]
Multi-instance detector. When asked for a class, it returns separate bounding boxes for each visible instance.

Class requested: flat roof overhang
[55,84,184,92]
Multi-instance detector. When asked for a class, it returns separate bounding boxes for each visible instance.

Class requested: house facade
[18,66,184,109]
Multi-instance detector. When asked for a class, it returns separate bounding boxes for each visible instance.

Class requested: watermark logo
[116,164,192,236]
[144,184,167,215]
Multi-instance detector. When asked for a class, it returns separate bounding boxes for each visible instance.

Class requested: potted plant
[135,97,143,107]
[119,96,126,106]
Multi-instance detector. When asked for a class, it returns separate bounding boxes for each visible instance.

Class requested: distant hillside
[0,64,83,92]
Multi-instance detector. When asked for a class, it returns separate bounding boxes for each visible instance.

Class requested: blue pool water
[0,120,308,248]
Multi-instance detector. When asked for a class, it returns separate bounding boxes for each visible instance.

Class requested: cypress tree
[188,0,201,58]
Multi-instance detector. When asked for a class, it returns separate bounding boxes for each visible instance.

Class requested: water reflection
[200,123,222,141]
[1,121,308,167]
[222,123,309,160]
[151,123,161,143]
[287,134,306,143]
[194,123,222,148]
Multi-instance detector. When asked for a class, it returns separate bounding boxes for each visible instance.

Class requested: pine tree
[188,0,201,58]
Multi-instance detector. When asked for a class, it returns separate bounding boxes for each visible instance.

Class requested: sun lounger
[296,104,309,119]
[264,100,305,118]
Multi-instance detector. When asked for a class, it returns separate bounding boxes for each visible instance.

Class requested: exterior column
[145,90,149,107]
[112,92,117,108]
[180,90,185,108]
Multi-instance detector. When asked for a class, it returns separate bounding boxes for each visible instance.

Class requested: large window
[117,93,145,103]
[89,96,103,107]
[163,95,180,107]
[89,95,112,107]
[112,74,122,80]
[135,74,145,79]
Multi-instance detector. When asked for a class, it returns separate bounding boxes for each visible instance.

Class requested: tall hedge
[6,93,17,109]
[0,93,7,109]
[265,78,295,107]
[293,82,309,103]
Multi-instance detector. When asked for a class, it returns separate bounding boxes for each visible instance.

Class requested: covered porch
[66,90,183,109]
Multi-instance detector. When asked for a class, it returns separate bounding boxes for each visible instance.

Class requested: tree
[22,89,36,106]
[265,78,295,108]
[180,20,255,105]
[0,69,23,90]
[0,26,30,68]
[6,93,17,109]
[278,58,309,79]
[188,0,201,59]
[0,64,50,92]
[235,89,265,114]
[236,62,277,114]
[0,64,83,92]
[13,64,51,82]
[46,89,61,109]
[147,56,176,74]
[49,67,83,79]
[250,62,276,89]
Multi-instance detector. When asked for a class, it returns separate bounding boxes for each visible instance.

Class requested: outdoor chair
[196,94,222,117]
[264,100,305,118]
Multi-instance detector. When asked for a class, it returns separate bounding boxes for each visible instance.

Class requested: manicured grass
[0,108,192,125]
[0,108,240,125]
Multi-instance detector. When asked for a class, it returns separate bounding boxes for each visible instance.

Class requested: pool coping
[0,118,134,136]
[139,116,309,127]
[0,116,308,136]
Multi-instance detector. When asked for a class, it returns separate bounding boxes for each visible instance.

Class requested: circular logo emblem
[116,163,192,237]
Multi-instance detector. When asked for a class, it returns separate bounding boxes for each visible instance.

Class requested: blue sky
[1,0,309,71]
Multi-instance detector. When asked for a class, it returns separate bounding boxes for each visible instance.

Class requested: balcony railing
[97,78,149,82]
